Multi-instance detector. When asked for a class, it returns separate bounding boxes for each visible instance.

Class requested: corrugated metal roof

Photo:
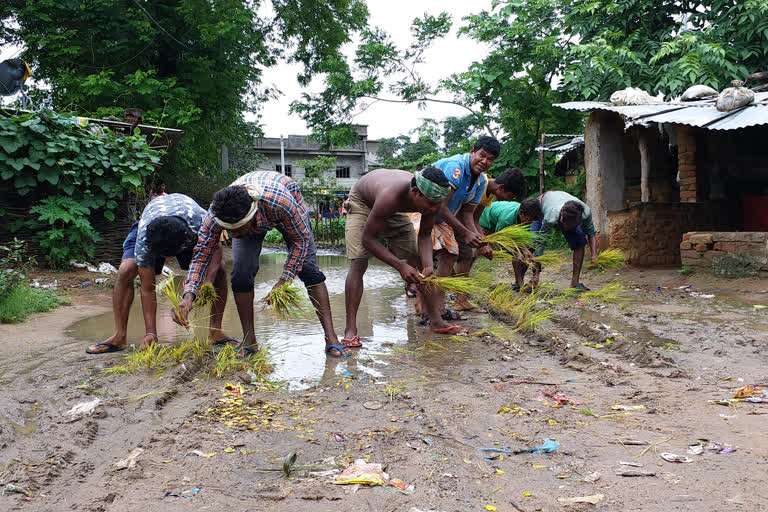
[535,135,584,153]
[554,92,768,130]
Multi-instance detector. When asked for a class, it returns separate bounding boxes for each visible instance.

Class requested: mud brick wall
[607,201,739,266]
[677,125,698,203]
[681,232,768,278]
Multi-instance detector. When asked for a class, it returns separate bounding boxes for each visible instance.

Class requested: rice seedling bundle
[482,224,539,255]
[421,275,488,297]
[158,277,187,328]
[581,281,629,303]
[492,250,516,261]
[266,282,311,320]
[531,253,567,267]
[195,283,219,307]
[589,248,626,270]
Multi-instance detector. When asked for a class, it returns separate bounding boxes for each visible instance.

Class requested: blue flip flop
[326,344,352,358]
[236,346,256,359]
[212,337,239,346]
[86,342,128,354]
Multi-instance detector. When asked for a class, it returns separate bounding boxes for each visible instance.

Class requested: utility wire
[131,0,191,50]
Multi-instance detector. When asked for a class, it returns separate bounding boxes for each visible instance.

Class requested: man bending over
[173,171,349,358]
[344,167,460,342]
[86,194,229,353]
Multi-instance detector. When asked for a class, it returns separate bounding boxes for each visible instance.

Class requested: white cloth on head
[214,184,263,229]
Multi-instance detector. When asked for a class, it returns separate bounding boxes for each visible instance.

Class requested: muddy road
[1,250,768,512]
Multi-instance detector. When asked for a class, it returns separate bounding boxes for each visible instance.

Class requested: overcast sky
[2,0,492,140]
[253,0,491,141]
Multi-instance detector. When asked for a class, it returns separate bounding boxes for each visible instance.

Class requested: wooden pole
[638,129,650,202]
[538,133,546,195]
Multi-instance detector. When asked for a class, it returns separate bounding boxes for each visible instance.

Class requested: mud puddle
[66,248,438,388]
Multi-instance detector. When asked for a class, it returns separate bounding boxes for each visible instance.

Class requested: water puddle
[580,309,678,348]
[4,404,39,435]
[67,248,441,387]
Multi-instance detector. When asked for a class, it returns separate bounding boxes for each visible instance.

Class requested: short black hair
[496,168,525,197]
[560,200,584,229]
[411,166,450,190]
[146,216,194,256]
[473,135,500,156]
[154,178,165,194]
[519,198,543,221]
[212,185,253,223]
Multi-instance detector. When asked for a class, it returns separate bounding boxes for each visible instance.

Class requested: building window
[336,166,350,179]
[275,164,292,177]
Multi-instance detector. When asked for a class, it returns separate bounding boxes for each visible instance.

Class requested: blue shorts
[563,226,588,251]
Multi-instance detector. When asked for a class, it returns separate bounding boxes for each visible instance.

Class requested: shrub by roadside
[0,285,61,323]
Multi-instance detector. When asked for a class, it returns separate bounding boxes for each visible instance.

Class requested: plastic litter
[114,448,144,470]
[165,487,201,499]
[2,484,28,496]
[94,278,108,285]
[64,398,101,422]
[529,439,560,455]
[733,385,768,402]
[335,459,389,486]
[581,471,601,483]
[558,494,604,506]
[688,441,736,455]
[78,281,92,288]
[660,452,693,463]
[618,461,642,467]
[611,404,645,411]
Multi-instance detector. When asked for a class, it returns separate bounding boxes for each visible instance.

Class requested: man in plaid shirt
[173,171,350,358]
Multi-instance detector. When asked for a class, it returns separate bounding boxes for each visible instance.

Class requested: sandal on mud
[236,346,256,360]
[441,309,464,321]
[325,344,352,358]
[418,314,430,326]
[572,283,590,292]
[429,324,469,335]
[211,336,240,347]
[85,342,128,354]
[340,335,362,348]
[511,284,521,292]
[405,286,417,298]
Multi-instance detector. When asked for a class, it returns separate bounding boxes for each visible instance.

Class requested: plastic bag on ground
[64,398,101,422]
[334,459,389,486]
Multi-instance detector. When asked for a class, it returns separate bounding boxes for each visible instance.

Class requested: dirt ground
[1,263,768,512]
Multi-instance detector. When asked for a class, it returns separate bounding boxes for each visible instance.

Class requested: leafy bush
[0,110,161,266]
[28,197,102,269]
[0,238,30,297]
[0,284,61,323]
[264,229,284,244]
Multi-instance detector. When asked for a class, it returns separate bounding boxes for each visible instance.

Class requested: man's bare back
[354,169,414,211]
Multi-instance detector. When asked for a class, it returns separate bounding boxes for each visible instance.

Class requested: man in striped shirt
[173,171,349,358]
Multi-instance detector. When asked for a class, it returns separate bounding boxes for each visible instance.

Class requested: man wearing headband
[86,193,230,354]
[174,171,349,358]
[342,167,462,343]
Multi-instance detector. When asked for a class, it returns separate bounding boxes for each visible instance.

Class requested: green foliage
[4,0,369,177]
[264,229,284,244]
[0,110,158,267]
[0,238,31,298]
[679,264,693,276]
[0,284,61,324]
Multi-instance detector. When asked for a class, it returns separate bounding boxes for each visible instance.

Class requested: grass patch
[679,265,693,276]
[381,383,406,402]
[0,284,62,323]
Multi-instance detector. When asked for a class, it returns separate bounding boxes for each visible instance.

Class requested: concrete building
[251,125,379,191]
[555,92,768,277]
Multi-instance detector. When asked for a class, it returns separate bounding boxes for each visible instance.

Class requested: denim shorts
[563,225,588,250]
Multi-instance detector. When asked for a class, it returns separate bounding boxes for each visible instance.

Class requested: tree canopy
[1,0,368,173]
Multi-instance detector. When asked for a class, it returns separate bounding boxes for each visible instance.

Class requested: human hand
[398,263,422,284]
[172,294,193,327]
[464,229,483,248]
[421,265,434,279]
[478,244,493,260]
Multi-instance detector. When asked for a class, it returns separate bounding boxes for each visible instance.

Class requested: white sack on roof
[681,85,718,101]
[716,80,755,112]
[610,87,664,106]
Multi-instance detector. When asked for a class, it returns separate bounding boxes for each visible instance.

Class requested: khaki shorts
[345,188,418,260]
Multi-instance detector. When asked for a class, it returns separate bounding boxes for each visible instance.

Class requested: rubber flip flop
[236,346,256,360]
[85,342,128,354]
[326,344,352,358]
[340,335,362,348]
[405,287,417,298]
[441,309,464,321]
[429,324,469,335]
[211,337,240,347]
[573,283,591,292]
[418,314,430,326]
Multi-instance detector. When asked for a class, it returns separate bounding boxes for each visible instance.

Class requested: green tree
[2,0,368,175]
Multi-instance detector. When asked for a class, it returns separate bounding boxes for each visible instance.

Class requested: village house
[554,92,768,278]
[250,124,379,192]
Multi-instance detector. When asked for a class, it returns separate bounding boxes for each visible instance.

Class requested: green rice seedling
[589,248,626,270]
[194,283,218,307]
[482,224,539,255]
[581,407,597,417]
[492,250,516,261]
[446,335,470,343]
[266,282,311,320]
[212,343,273,379]
[421,275,488,297]
[581,282,629,304]
[488,283,516,312]
[531,253,567,267]
[470,324,518,341]
[158,277,187,328]
[514,309,553,331]
[382,383,406,402]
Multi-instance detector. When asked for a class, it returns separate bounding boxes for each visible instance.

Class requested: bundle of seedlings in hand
[482,224,539,256]
[157,277,188,329]
[421,274,489,297]
[266,281,310,320]
[194,283,218,307]
[589,248,626,270]
[492,250,516,261]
